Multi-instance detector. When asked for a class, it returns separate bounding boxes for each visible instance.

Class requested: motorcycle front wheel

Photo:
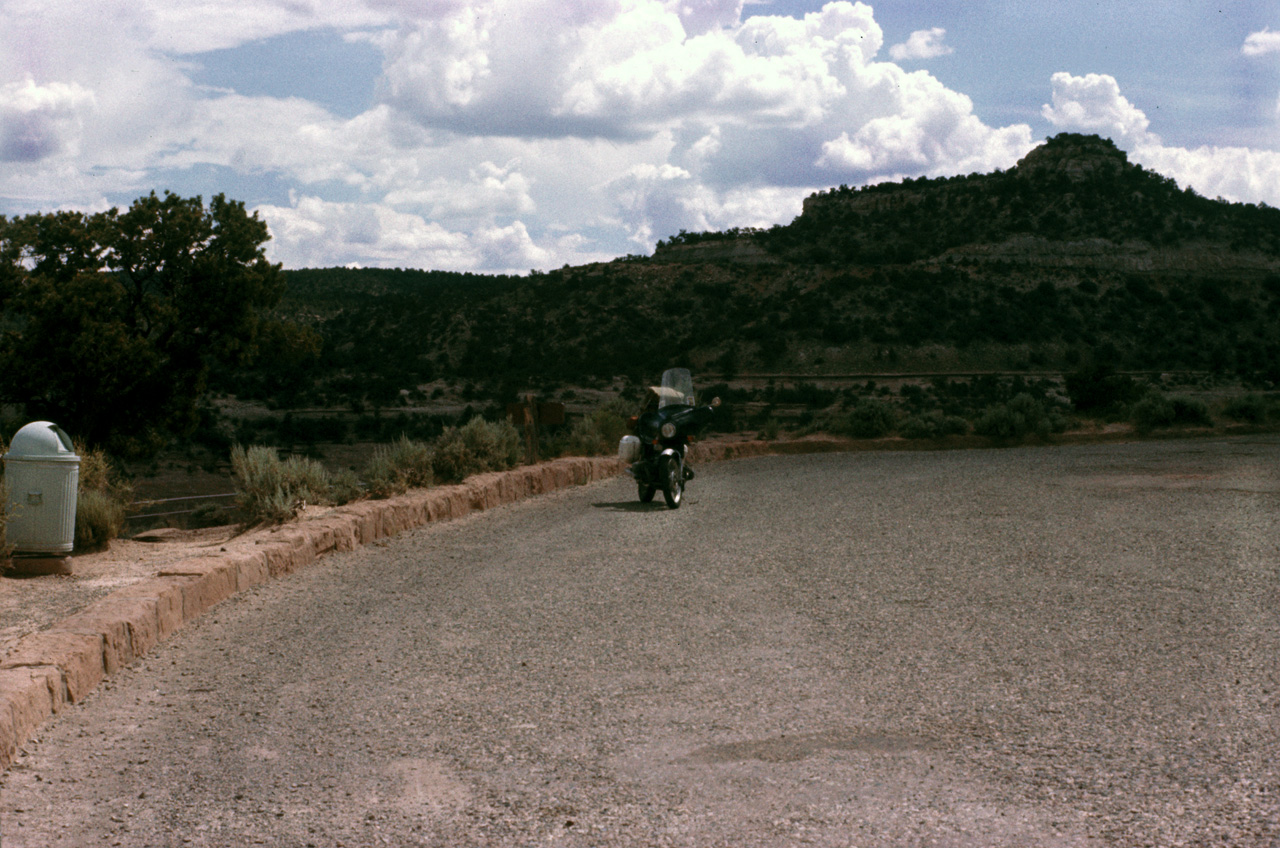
[661,455,683,509]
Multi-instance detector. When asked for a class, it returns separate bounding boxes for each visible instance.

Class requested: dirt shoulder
[0,518,312,661]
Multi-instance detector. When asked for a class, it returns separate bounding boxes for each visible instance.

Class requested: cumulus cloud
[888,27,953,62]
[15,0,1207,270]
[1041,71,1280,206]
[817,66,1033,178]
[379,0,1030,183]
[1042,71,1155,147]
[254,195,481,269]
[1132,144,1280,207]
[608,162,695,246]
[668,0,745,36]
[140,0,395,53]
[255,195,553,273]
[606,157,821,250]
[361,0,1040,256]
[0,1,210,205]
[473,220,552,270]
[383,161,537,221]
[376,0,1029,188]
[154,99,436,195]
[1242,28,1280,57]
[0,78,95,162]
[378,0,889,138]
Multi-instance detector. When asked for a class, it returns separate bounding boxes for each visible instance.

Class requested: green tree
[0,192,284,456]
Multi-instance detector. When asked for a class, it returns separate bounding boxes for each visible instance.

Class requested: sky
[1,0,1278,274]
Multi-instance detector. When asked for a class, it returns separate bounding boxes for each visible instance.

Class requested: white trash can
[4,421,80,555]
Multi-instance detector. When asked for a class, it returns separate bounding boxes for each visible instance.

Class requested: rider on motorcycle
[620,368,719,507]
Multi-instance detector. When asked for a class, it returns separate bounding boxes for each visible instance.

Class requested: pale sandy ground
[0,512,337,662]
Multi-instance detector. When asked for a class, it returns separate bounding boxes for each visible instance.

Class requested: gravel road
[3,437,1278,847]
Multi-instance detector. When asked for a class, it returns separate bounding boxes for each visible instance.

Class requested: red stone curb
[0,447,779,771]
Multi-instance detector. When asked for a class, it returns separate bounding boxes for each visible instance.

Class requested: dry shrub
[231,445,332,524]
[0,480,9,560]
[561,401,632,456]
[74,441,132,552]
[74,490,126,552]
[364,436,434,499]
[431,418,520,484]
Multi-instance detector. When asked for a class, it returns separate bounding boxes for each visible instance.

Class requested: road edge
[0,443,782,772]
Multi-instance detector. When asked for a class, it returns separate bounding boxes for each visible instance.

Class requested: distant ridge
[656,133,1280,270]
[238,134,1280,406]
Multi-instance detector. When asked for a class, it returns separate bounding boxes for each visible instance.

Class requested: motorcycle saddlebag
[618,435,641,463]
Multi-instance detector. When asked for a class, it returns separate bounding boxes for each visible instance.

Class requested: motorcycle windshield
[659,368,694,408]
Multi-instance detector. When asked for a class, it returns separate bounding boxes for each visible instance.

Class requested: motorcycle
[618,368,720,509]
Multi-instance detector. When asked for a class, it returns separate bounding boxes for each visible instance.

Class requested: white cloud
[813,62,1034,179]
[379,0,887,138]
[139,0,395,53]
[608,162,695,246]
[256,196,563,274]
[384,161,536,221]
[1042,71,1155,147]
[24,0,1250,271]
[888,27,953,62]
[473,220,552,270]
[1040,71,1280,207]
[1131,144,1280,207]
[606,157,812,248]
[257,196,481,271]
[1242,28,1280,57]
[667,0,744,36]
[155,100,442,197]
[0,78,95,162]
[361,0,1037,256]
[0,1,207,204]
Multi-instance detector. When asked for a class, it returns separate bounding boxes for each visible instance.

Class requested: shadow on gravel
[591,501,671,512]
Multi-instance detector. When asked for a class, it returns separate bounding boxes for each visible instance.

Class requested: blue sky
[857,1,1278,147]
[2,1,1278,272]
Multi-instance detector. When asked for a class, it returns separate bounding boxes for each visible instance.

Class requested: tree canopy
[0,192,284,456]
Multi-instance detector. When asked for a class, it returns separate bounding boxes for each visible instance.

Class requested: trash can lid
[5,421,79,462]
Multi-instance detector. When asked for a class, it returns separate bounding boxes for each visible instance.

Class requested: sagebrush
[431,418,521,484]
[74,442,132,552]
[364,436,434,498]
[75,490,126,552]
[231,445,333,524]
[558,400,632,457]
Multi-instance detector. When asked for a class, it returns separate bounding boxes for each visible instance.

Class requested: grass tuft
[73,441,132,552]
[231,445,332,524]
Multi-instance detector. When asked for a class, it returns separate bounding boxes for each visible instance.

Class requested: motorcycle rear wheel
[638,482,656,502]
[661,455,683,509]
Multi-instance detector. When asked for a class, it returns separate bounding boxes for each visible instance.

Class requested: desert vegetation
[229,417,523,525]
[72,443,132,552]
[1,365,1277,551]
[0,191,298,458]
[2,133,1279,549]
[217,134,1280,417]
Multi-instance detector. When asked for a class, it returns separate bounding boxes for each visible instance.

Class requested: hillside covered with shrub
[229,134,1280,413]
[8,133,1280,547]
